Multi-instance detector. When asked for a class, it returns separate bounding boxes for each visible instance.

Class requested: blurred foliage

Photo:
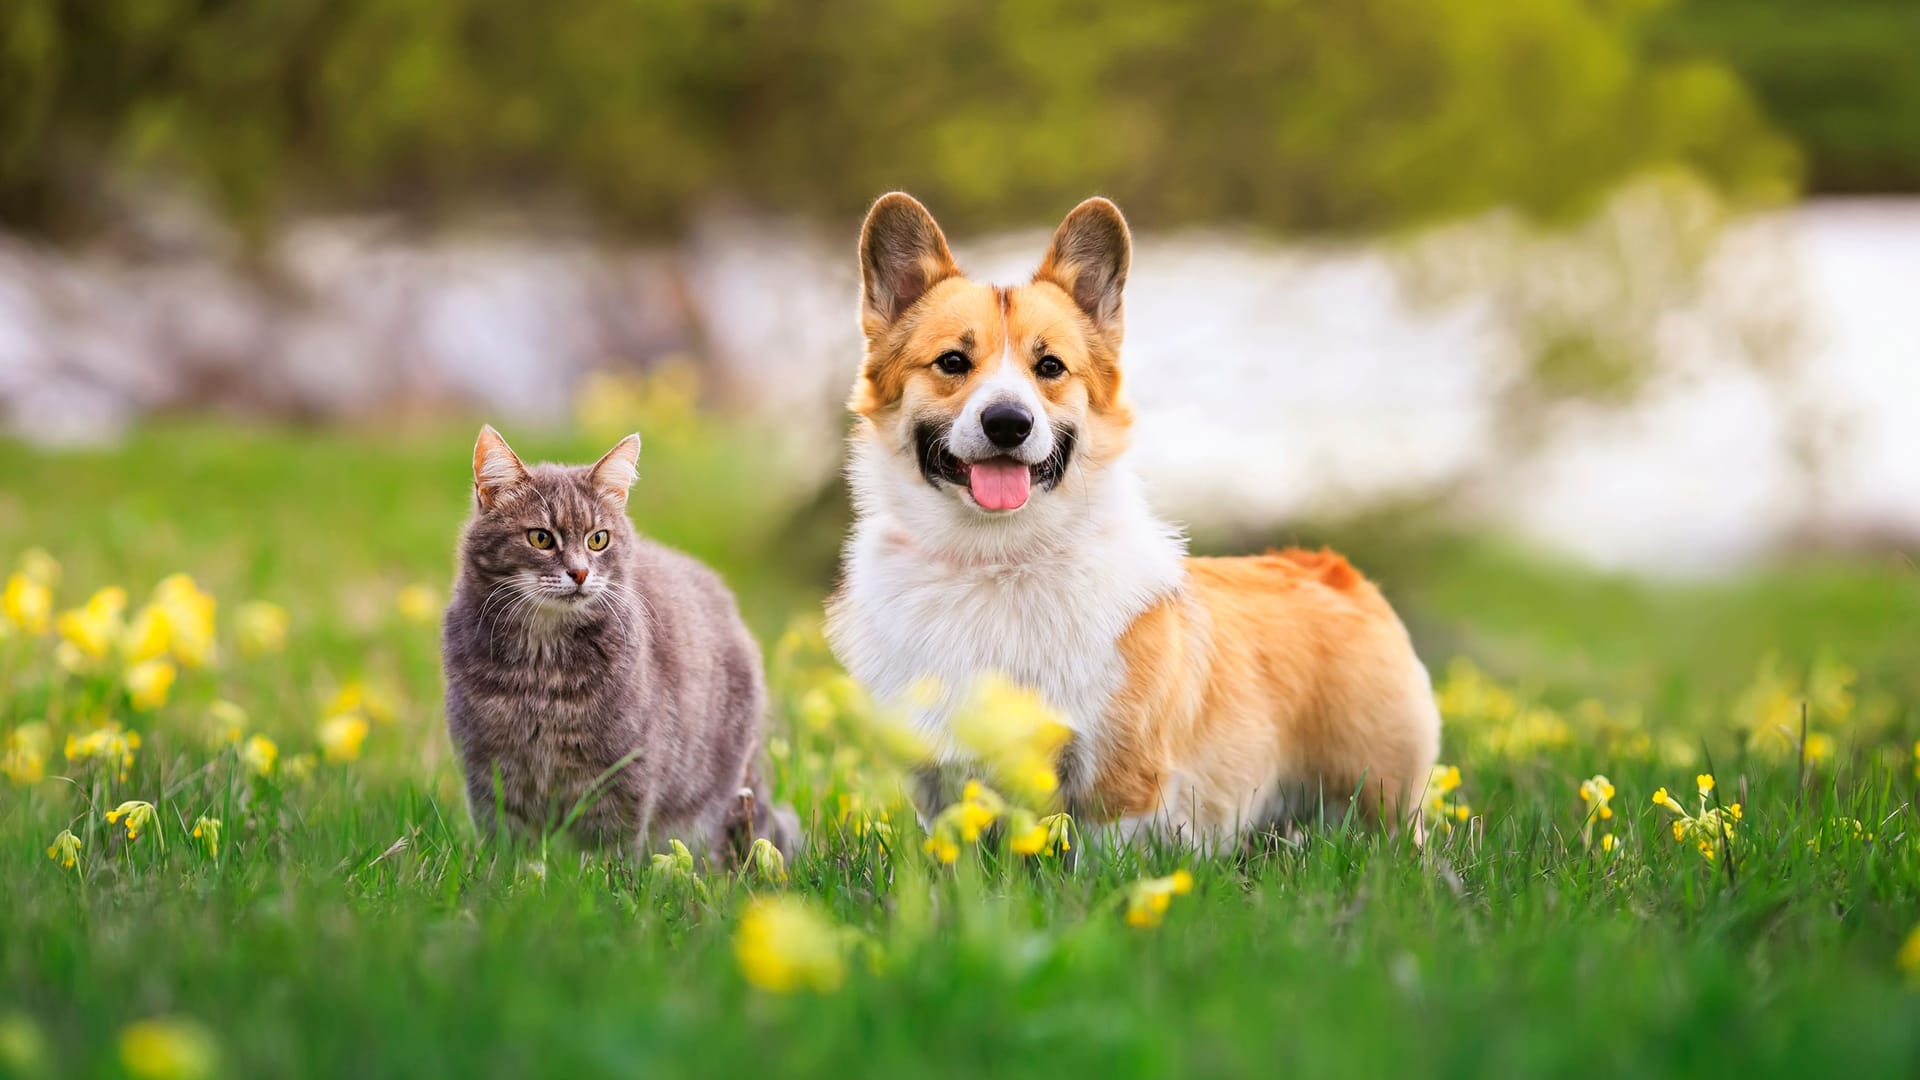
[0,0,1798,237]
[1656,0,1920,194]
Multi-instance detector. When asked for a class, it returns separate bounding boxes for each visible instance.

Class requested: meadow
[2,415,1919,1079]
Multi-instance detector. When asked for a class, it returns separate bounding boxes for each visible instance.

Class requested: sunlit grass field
[3,422,1920,1079]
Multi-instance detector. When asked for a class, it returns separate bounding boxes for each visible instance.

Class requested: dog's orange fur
[1099,550,1436,830]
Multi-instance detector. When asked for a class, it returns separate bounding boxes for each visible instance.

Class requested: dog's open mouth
[915,424,1075,511]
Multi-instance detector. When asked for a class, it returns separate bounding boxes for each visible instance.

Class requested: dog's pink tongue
[968,458,1031,511]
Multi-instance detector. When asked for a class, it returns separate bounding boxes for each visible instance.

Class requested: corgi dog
[826,193,1440,845]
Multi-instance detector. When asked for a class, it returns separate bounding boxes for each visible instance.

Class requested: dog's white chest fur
[828,462,1186,776]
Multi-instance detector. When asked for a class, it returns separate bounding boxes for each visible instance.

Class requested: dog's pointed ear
[1035,197,1131,344]
[860,192,959,337]
[473,425,529,510]
[590,433,642,509]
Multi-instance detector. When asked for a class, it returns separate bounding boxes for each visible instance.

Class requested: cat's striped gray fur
[442,425,796,860]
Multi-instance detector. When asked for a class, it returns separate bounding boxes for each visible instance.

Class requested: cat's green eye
[587,530,610,552]
[527,529,555,550]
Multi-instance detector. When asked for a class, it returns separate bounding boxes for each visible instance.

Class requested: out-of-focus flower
[1600,833,1618,854]
[1911,740,1919,781]
[1124,869,1195,929]
[0,1010,48,1075]
[1578,774,1615,849]
[191,817,221,858]
[149,574,217,669]
[3,722,50,785]
[235,601,289,658]
[1008,810,1074,857]
[1803,731,1835,765]
[281,753,317,785]
[45,829,82,869]
[747,837,788,883]
[395,585,439,625]
[206,700,248,746]
[319,714,369,763]
[120,604,172,663]
[240,734,278,777]
[56,586,128,664]
[17,548,60,588]
[1898,925,1920,981]
[923,779,1007,863]
[2,572,51,635]
[118,1017,218,1080]
[125,659,178,712]
[734,896,847,993]
[328,681,394,724]
[1696,774,1715,797]
[1423,764,1472,833]
[952,676,1072,804]
[105,800,156,841]
[649,838,709,897]
[65,721,141,781]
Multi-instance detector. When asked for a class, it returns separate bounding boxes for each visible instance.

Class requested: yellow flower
[191,816,222,858]
[923,834,960,864]
[125,658,178,712]
[1728,803,1743,822]
[206,700,248,746]
[747,837,788,883]
[105,799,156,840]
[3,722,50,785]
[734,897,847,993]
[119,1018,218,1080]
[0,1010,49,1075]
[1650,787,1686,815]
[952,676,1073,805]
[1600,833,1617,854]
[281,753,317,785]
[1911,740,1919,781]
[235,601,289,658]
[319,714,369,763]
[2,572,51,635]
[55,585,127,662]
[1578,774,1615,818]
[1898,925,1920,980]
[150,574,217,668]
[65,721,141,781]
[1124,869,1195,929]
[120,604,172,663]
[45,829,82,869]
[328,681,393,724]
[1695,774,1715,797]
[396,585,440,625]
[1430,764,1462,796]
[1801,731,1835,765]
[17,548,60,588]
[241,734,278,777]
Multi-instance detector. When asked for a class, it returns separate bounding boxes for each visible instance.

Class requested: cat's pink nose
[568,569,589,585]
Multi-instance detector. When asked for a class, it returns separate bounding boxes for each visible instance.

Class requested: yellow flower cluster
[65,721,143,782]
[2,722,51,785]
[234,601,290,658]
[1123,869,1195,929]
[1650,775,1743,862]
[119,1017,219,1080]
[952,676,1073,805]
[1578,773,1616,851]
[105,799,157,841]
[923,780,1005,864]
[733,896,849,993]
[45,829,82,870]
[1423,764,1472,832]
[320,714,370,763]
[192,816,222,858]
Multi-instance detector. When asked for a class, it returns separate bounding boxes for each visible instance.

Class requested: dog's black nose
[981,402,1033,450]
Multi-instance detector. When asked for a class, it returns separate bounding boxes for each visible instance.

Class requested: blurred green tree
[0,0,1800,237]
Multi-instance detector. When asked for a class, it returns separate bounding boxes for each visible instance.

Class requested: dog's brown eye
[527,528,555,550]
[1035,355,1066,378]
[934,351,972,376]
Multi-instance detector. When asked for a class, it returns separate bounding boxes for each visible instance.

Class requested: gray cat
[442,425,797,861]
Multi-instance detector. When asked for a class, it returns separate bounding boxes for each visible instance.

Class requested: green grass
[3,423,1919,1079]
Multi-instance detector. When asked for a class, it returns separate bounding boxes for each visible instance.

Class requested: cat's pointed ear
[860,192,959,339]
[472,425,529,510]
[1035,197,1130,345]
[590,433,641,508]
